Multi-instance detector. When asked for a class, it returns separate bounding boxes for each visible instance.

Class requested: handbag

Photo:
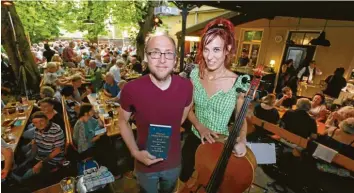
[76,166,115,193]
[77,159,99,176]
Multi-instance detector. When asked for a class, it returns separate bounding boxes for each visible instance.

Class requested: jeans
[136,166,181,193]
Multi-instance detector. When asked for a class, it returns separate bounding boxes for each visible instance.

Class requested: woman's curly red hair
[196,18,236,78]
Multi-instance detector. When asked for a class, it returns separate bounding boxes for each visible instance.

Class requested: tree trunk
[1,4,41,94]
[135,1,156,62]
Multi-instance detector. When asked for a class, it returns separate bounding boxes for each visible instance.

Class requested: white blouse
[309,104,326,119]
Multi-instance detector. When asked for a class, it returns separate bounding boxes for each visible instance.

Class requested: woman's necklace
[207,68,226,81]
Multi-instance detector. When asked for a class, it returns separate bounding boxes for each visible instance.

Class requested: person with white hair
[280,98,317,138]
[43,62,68,86]
[320,117,354,159]
[103,72,119,97]
[325,106,354,128]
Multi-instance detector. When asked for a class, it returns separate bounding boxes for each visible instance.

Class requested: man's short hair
[144,33,176,53]
[46,62,57,69]
[40,86,55,97]
[31,111,48,120]
[296,98,311,111]
[282,86,291,94]
[118,80,127,88]
[71,75,81,82]
[116,59,125,65]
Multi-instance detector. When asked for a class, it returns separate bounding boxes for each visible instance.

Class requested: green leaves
[14,0,151,43]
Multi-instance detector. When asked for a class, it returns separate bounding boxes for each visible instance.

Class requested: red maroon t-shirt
[120,74,193,173]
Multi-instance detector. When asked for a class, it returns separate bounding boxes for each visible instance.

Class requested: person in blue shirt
[73,104,104,155]
[107,80,127,103]
[103,72,120,97]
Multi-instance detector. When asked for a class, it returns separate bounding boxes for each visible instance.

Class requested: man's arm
[1,147,13,179]
[118,108,137,154]
[181,99,193,124]
[297,67,306,79]
[42,147,61,163]
[118,108,163,165]
[315,68,323,75]
[275,96,287,107]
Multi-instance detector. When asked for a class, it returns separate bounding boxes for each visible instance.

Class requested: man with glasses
[118,34,193,193]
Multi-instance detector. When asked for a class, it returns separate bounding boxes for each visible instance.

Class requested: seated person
[252,94,280,139]
[73,104,104,156]
[73,104,121,177]
[61,85,80,127]
[107,80,127,103]
[86,60,103,93]
[280,98,317,139]
[43,62,68,87]
[103,72,119,97]
[254,94,280,124]
[323,67,347,98]
[275,86,297,109]
[309,93,327,121]
[39,86,62,113]
[71,75,90,103]
[325,106,354,128]
[1,139,14,180]
[23,98,65,139]
[13,112,65,181]
[318,117,354,159]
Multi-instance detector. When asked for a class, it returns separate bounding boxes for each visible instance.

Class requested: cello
[181,68,263,193]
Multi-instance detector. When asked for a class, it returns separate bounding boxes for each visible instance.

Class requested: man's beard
[150,68,173,81]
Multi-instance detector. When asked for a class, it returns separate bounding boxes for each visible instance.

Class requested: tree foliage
[15,0,74,43]
[14,0,152,43]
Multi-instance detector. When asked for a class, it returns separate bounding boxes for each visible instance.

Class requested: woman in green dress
[179,18,250,185]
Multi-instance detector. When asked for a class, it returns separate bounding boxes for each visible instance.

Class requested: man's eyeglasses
[146,51,175,60]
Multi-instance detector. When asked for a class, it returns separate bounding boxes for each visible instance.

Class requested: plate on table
[112,102,120,107]
[2,119,16,127]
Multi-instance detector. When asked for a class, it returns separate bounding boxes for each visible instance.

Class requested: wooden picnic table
[1,100,35,152]
[87,92,185,136]
[33,183,61,193]
[87,92,137,137]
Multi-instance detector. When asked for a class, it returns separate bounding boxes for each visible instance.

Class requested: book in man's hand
[146,124,172,159]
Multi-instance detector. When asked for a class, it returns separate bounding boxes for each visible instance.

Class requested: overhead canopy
[176,11,239,37]
[176,1,354,36]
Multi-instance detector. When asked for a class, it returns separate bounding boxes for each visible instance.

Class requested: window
[288,31,320,45]
[237,30,263,67]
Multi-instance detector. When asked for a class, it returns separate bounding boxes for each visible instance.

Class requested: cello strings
[206,79,258,192]
[206,95,252,192]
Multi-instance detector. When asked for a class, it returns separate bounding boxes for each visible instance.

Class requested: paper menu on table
[246,143,276,164]
[312,143,338,163]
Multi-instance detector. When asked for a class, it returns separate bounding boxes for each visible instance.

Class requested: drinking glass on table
[21,96,28,105]
[104,115,112,126]
[60,177,75,193]
[18,106,25,115]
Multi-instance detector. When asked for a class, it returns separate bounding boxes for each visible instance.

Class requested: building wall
[234,17,354,83]
[161,6,228,43]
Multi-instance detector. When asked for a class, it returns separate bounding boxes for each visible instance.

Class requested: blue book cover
[146,124,172,159]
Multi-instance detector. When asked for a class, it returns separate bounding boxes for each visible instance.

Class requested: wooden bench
[61,97,74,153]
[249,115,354,172]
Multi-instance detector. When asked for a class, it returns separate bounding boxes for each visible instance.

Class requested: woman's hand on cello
[233,142,247,157]
[197,124,219,144]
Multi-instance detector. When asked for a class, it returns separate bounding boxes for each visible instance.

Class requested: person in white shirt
[297,60,322,83]
[109,59,124,83]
